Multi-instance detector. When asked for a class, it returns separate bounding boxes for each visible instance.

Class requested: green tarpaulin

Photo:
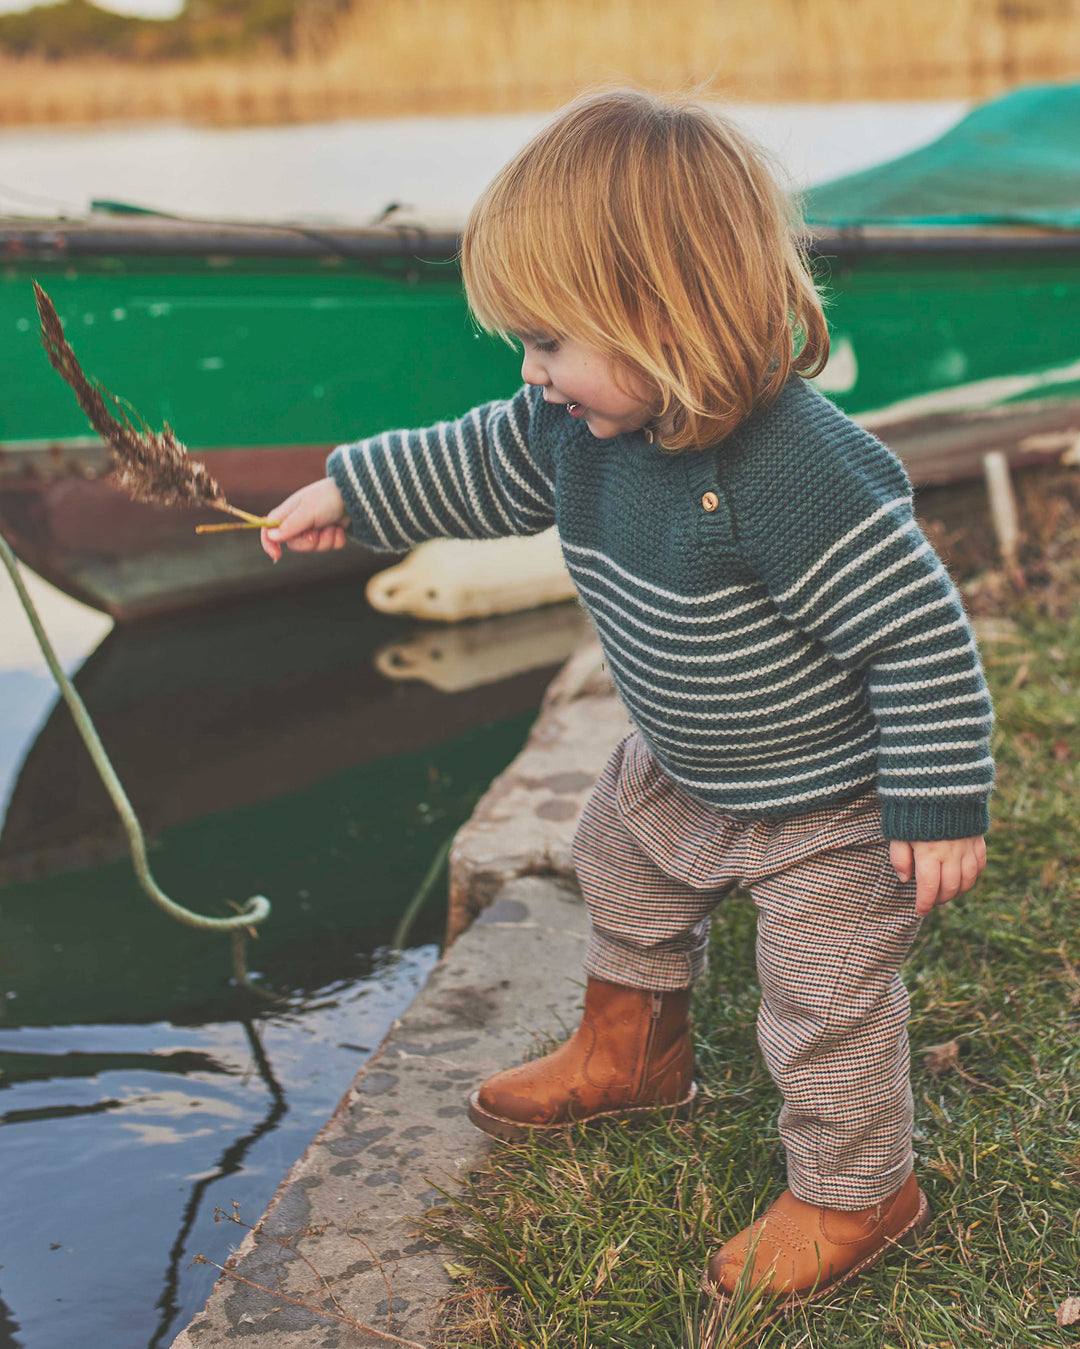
[804,82,1080,230]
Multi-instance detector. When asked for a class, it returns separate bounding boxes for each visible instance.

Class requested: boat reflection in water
[375,601,590,693]
[2,579,582,882]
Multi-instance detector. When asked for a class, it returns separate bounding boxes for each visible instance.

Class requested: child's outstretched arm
[332,386,556,553]
[262,385,556,561]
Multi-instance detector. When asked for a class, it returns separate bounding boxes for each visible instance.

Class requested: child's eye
[533,339,560,354]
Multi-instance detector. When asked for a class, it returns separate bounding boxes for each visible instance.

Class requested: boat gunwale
[0,216,462,261]
[3,216,1080,261]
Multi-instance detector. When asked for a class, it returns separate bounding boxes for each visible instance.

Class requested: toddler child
[261,88,992,1310]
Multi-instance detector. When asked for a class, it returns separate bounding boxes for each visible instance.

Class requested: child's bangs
[462,211,568,345]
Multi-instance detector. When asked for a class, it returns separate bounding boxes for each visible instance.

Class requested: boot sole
[467,1080,699,1143]
[701,1186,930,1315]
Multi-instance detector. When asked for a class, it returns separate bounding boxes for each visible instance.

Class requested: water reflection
[147,1018,287,1349]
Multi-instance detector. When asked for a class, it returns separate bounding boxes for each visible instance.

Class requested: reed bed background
[2,0,1080,128]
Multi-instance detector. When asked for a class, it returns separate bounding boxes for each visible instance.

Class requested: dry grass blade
[33,281,276,527]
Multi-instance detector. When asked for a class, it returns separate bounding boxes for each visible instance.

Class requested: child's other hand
[889,837,987,916]
[261,478,348,561]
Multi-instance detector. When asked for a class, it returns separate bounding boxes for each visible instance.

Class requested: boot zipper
[632,992,664,1101]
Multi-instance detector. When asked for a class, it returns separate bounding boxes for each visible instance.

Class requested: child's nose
[521,353,549,387]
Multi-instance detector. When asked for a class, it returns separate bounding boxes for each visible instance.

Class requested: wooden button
[702,491,719,512]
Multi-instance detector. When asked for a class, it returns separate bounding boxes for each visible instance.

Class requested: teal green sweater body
[328,377,994,840]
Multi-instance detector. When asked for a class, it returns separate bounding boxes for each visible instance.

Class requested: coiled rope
[1,531,272,991]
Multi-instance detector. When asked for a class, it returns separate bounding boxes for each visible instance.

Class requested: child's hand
[889,837,987,916]
[261,478,348,561]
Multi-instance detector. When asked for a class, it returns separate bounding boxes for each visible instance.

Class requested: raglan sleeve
[325,383,556,552]
[724,408,994,843]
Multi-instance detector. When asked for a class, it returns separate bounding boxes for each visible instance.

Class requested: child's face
[517,334,655,439]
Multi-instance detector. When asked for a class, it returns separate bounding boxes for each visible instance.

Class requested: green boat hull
[2,219,1078,617]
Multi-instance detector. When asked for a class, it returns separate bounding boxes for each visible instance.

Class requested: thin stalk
[196,519,281,534]
[391,835,454,950]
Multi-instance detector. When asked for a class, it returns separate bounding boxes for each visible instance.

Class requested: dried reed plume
[33,281,274,532]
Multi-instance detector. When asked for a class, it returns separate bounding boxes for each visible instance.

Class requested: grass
[2,0,1080,127]
[423,465,1080,1348]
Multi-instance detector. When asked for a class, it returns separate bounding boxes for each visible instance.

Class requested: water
[0,566,566,1348]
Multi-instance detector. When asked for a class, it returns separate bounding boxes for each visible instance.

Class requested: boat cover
[804,81,1080,230]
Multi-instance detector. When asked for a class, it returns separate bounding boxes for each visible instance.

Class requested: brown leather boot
[703,1173,929,1309]
[467,976,697,1142]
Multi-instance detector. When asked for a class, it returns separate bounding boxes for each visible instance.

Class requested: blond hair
[461,87,829,453]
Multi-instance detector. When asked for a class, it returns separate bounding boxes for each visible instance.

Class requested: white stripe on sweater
[882,738,987,755]
[338,446,393,550]
[879,782,991,797]
[796,540,934,633]
[382,432,430,540]
[605,645,839,708]
[663,724,879,768]
[869,668,984,695]
[660,762,876,808]
[833,594,956,662]
[573,569,777,640]
[876,689,992,716]
[467,406,516,534]
[782,517,921,621]
[631,692,868,740]
[773,496,911,603]
[413,426,472,536]
[881,757,994,776]
[882,714,993,732]
[435,419,489,536]
[562,539,750,605]
[596,620,822,687]
[589,605,801,670]
[671,742,879,791]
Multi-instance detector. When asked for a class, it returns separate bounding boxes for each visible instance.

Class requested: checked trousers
[571,732,923,1208]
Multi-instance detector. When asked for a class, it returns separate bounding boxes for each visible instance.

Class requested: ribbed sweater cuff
[880,796,991,841]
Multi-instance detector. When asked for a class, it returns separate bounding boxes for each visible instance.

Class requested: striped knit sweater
[328,376,994,840]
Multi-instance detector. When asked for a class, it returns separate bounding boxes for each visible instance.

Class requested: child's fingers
[913,854,943,915]
[314,527,346,552]
[263,488,313,536]
[959,850,982,895]
[268,482,344,544]
[284,527,321,552]
[268,502,323,543]
[281,525,344,553]
[889,839,914,883]
[260,526,282,562]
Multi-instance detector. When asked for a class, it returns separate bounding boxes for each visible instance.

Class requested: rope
[0,532,272,984]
